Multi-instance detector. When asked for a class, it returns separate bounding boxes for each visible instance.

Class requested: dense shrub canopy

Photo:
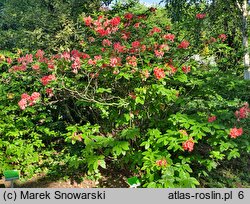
[0,0,249,187]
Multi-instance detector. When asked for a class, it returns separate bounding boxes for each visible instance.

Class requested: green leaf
[202,126,211,133]
[120,127,140,139]
[174,74,188,82]
[96,88,112,94]
[140,141,150,149]
[135,96,145,105]
[227,149,240,160]
[99,160,106,169]
[210,151,225,160]
[112,141,130,156]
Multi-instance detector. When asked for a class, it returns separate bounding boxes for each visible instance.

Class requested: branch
[236,0,243,12]
[61,86,129,107]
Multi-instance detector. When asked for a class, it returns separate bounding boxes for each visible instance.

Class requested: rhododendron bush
[0,8,249,187]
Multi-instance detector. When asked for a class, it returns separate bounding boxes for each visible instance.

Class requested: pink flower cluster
[141,70,150,79]
[18,92,40,110]
[110,57,121,67]
[178,40,190,49]
[113,42,126,53]
[17,54,33,64]
[71,57,81,74]
[9,54,35,72]
[154,67,165,80]
[6,58,12,64]
[182,66,191,73]
[126,56,137,67]
[154,50,164,58]
[207,34,226,44]
[83,15,121,37]
[182,138,194,152]
[218,34,227,42]
[166,64,177,74]
[208,115,216,122]
[87,55,103,66]
[40,74,56,86]
[131,41,140,48]
[83,16,92,26]
[196,13,206,19]
[121,31,131,40]
[35,49,45,59]
[208,37,217,43]
[159,44,169,51]
[60,50,84,73]
[163,33,175,42]
[9,64,27,72]
[129,92,136,100]
[226,102,250,139]
[102,39,112,47]
[229,127,243,139]
[227,103,249,139]
[134,22,140,28]
[235,103,250,120]
[9,49,54,73]
[46,88,54,97]
[155,159,167,167]
[124,13,133,20]
[149,27,161,35]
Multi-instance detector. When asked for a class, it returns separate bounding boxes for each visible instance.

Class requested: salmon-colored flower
[84,16,92,26]
[208,115,216,122]
[218,34,227,42]
[163,34,175,42]
[41,74,56,86]
[156,159,167,167]
[110,16,121,27]
[154,50,164,58]
[18,99,27,110]
[132,41,140,48]
[235,103,250,120]
[182,66,191,73]
[46,88,54,97]
[229,127,243,139]
[124,13,133,20]
[196,13,206,19]
[154,67,165,80]
[178,40,190,49]
[182,138,194,152]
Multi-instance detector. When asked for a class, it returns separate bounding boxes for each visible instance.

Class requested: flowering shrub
[0,8,249,187]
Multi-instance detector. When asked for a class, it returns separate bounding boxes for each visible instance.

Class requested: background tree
[162,0,250,78]
[0,0,113,52]
[238,0,250,79]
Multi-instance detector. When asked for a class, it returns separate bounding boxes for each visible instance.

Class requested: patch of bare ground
[0,168,130,188]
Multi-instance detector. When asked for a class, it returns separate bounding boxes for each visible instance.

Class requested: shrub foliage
[0,7,249,187]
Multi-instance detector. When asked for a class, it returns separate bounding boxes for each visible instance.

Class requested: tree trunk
[242,0,250,79]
